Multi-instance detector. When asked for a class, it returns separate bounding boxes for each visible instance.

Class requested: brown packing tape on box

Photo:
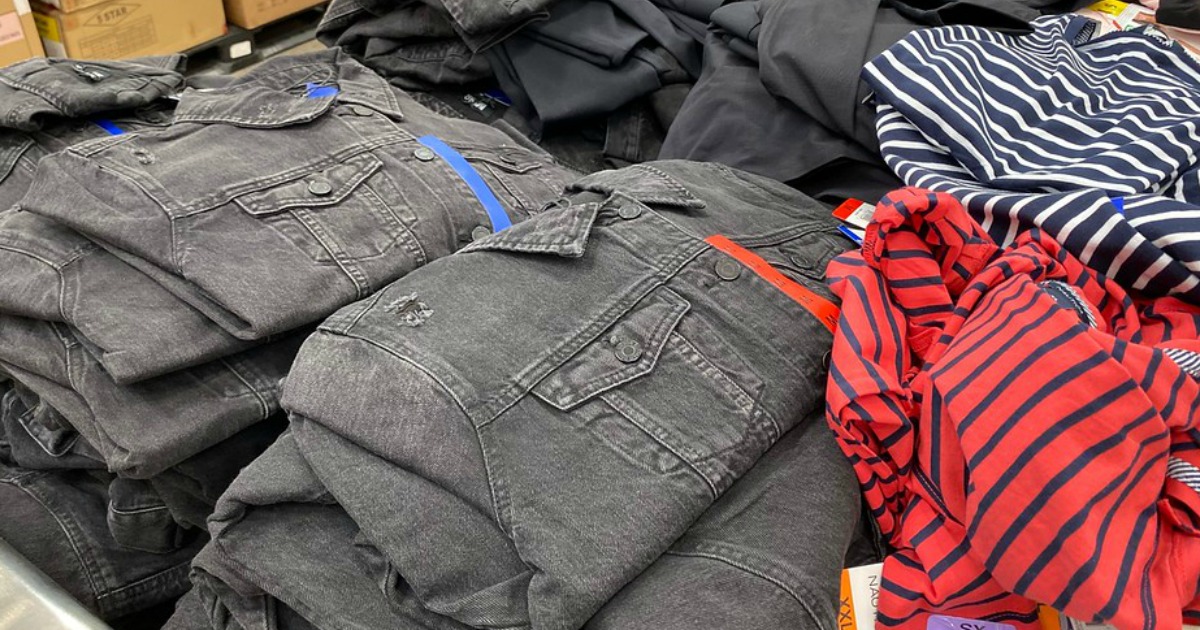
[0,0,45,67]
[33,0,225,60]
[223,0,324,30]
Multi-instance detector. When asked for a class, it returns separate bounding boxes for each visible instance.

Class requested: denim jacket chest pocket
[758,232,849,283]
[454,145,565,214]
[231,152,420,265]
[529,286,773,497]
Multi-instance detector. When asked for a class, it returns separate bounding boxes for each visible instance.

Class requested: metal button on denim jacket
[266,161,850,629]
[20,49,577,350]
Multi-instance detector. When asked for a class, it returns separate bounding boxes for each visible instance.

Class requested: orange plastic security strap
[705,234,840,333]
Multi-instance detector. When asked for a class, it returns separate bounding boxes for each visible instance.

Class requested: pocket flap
[532,288,690,411]
[459,146,545,174]
[234,153,383,216]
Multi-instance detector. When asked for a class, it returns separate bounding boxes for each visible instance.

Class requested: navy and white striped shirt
[865,15,1200,304]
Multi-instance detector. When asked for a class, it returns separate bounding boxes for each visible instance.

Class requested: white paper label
[838,563,883,630]
[230,41,253,59]
[40,36,65,58]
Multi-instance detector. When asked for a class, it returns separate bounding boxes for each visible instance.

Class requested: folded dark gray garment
[1156,0,1200,30]
[661,0,912,196]
[0,56,185,132]
[184,161,857,630]
[0,315,304,478]
[488,36,674,125]
[521,0,652,68]
[487,0,701,129]
[584,417,872,630]
[319,0,556,53]
[317,1,493,89]
[184,413,866,630]
[653,0,722,21]
[0,207,261,385]
[0,460,202,620]
[660,27,898,197]
[148,414,288,532]
[0,381,105,470]
[885,0,1089,32]
[0,60,251,386]
[20,49,576,345]
[711,0,762,59]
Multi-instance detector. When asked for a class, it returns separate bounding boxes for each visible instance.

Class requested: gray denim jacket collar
[174,49,406,128]
[461,164,708,258]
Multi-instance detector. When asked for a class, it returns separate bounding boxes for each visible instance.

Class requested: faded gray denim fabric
[0,459,202,620]
[0,381,104,470]
[319,0,555,55]
[584,416,864,630]
[0,315,305,478]
[20,49,576,349]
[316,0,494,89]
[0,56,251,386]
[0,55,185,132]
[0,379,287,620]
[180,161,857,630]
[176,419,863,630]
[0,203,264,385]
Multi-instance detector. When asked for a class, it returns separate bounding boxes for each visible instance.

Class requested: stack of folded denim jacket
[0,47,577,621]
[164,161,879,630]
[318,0,719,165]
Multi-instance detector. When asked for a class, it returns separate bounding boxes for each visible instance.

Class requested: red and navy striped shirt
[825,188,1200,629]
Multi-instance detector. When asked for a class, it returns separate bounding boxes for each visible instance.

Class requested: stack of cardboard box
[0,0,44,66]
[224,0,324,30]
[32,0,226,60]
[28,0,324,62]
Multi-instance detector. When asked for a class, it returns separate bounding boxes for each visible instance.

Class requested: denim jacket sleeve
[280,328,535,629]
[22,148,178,272]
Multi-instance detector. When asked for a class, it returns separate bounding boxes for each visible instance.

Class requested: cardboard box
[33,0,226,60]
[223,0,323,30]
[0,0,45,66]
[33,0,106,12]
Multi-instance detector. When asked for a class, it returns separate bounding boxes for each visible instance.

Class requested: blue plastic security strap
[417,135,512,232]
[93,120,124,135]
[305,82,340,99]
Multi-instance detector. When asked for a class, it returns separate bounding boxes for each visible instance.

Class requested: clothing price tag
[837,225,865,245]
[833,198,874,245]
[928,615,1016,630]
[833,198,876,230]
[1086,0,1151,27]
[838,563,882,630]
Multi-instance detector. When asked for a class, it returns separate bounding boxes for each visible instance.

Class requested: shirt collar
[173,48,405,128]
[461,164,705,258]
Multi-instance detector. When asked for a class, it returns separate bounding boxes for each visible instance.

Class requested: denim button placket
[614,341,643,364]
[307,179,333,196]
[715,259,742,281]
